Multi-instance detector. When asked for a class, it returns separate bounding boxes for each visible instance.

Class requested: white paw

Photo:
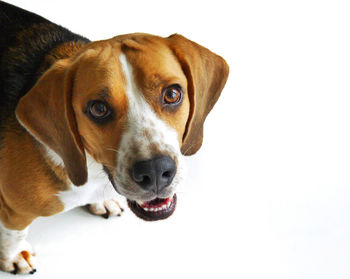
[88,198,124,218]
[0,242,36,275]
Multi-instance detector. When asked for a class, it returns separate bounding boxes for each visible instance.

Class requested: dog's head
[16,33,229,221]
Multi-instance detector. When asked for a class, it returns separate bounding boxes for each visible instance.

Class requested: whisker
[97,160,116,169]
[102,163,116,169]
[105,147,123,155]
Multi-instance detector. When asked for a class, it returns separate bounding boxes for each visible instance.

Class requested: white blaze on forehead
[118,53,180,151]
[119,54,152,123]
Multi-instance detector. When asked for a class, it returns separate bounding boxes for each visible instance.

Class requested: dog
[0,1,229,274]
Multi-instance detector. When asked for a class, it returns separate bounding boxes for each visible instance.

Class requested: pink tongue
[141,197,171,209]
[146,198,167,206]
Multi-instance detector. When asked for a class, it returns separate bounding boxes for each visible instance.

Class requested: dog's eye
[87,100,111,120]
[162,85,183,105]
[90,101,109,118]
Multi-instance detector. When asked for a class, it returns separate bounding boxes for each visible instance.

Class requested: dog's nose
[130,156,176,193]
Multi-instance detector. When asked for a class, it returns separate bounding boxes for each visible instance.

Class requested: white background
[2,0,350,278]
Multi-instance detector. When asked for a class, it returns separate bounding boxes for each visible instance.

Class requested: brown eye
[87,100,111,119]
[163,84,182,105]
[163,85,183,105]
[90,102,108,118]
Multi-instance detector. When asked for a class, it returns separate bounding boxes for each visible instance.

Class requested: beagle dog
[0,1,229,275]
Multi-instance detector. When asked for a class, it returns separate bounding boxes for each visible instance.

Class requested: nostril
[140,175,151,186]
[156,157,176,190]
[162,171,172,178]
[130,159,156,191]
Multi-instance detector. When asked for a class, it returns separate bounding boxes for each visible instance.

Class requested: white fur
[44,145,64,166]
[56,154,118,212]
[89,199,123,216]
[0,222,36,274]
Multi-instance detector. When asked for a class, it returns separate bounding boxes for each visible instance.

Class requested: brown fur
[0,124,65,230]
[71,42,129,171]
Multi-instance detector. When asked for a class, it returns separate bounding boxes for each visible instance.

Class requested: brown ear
[15,59,87,186]
[167,34,229,155]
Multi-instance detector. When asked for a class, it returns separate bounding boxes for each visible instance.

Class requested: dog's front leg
[0,222,36,275]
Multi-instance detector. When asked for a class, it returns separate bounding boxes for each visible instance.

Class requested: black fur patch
[0,1,90,138]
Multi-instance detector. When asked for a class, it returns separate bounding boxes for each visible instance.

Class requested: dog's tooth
[162,204,167,209]
[136,200,144,206]
[144,207,149,211]
[150,208,155,212]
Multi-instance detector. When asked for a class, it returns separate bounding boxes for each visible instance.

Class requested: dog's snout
[130,156,176,193]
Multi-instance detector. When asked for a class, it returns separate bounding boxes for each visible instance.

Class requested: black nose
[130,156,176,193]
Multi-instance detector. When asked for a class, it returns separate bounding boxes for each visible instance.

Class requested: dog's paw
[88,198,124,218]
[0,245,36,275]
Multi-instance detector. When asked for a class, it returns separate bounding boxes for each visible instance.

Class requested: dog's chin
[106,167,178,221]
[127,194,177,221]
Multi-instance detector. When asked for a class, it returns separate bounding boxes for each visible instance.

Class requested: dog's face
[72,36,190,219]
[16,33,229,221]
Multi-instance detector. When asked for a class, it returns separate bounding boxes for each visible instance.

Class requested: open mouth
[127,194,177,221]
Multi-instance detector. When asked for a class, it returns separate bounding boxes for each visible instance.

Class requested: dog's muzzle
[127,156,177,221]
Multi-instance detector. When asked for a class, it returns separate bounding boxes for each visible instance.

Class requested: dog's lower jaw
[127,194,177,221]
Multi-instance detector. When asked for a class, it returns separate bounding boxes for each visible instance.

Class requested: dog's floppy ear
[16,59,87,186]
[167,34,229,155]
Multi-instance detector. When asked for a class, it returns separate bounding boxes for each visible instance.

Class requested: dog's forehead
[75,35,186,100]
[119,36,187,91]
[73,43,126,98]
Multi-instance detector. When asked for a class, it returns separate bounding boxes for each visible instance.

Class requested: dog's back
[0,1,89,130]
